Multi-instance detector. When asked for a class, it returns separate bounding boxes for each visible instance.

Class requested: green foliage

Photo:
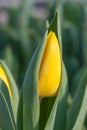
[0,60,19,122]
[0,1,87,130]
[0,81,15,130]
[67,67,87,130]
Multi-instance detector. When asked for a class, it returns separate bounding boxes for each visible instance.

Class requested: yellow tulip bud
[38,31,61,97]
[0,65,12,97]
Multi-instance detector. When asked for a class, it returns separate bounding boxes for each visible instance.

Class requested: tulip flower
[38,31,61,97]
[0,65,12,97]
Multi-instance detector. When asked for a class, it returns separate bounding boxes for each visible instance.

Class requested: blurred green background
[0,0,87,93]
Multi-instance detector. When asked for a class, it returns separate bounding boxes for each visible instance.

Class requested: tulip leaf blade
[66,67,87,130]
[44,63,68,130]
[54,88,68,130]
[0,82,15,130]
[0,60,19,123]
[19,0,34,60]
[70,66,86,97]
[73,84,87,130]
[0,80,15,127]
[17,90,23,130]
[23,31,48,130]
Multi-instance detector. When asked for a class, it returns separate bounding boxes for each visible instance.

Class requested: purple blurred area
[0,0,47,24]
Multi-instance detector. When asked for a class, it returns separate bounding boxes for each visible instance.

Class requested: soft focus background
[0,0,87,93]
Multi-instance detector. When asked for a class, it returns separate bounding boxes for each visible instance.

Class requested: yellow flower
[0,65,12,97]
[38,31,61,97]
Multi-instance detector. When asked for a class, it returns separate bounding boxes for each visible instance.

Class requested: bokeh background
[0,0,87,93]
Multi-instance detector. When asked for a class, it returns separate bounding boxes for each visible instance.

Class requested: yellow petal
[38,31,61,97]
[0,65,12,97]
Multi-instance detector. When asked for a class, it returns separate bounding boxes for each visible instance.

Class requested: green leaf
[73,84,87,130]
[1,26,19,41]
[20,0,33,27]
[19,0,34,59]
[0,60,19,123]
[0,80,15,127]
[84,115,87,128]
[0,83,15,130]
[70,66,87,97]
[54,87,68,130]
[17,90,23,130]
[23,31,48,130]
[44,63,68,130]
[66,67,87,130]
